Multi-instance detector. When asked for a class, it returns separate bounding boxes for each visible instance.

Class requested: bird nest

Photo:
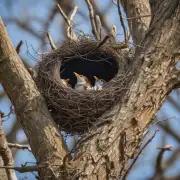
[36,38,133,134]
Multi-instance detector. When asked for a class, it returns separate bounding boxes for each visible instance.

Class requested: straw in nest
[36,38,133,134]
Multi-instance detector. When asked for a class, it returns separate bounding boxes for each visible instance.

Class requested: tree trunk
[0,18,69,179]
[0,157,8,180]
[0,0,180,179]
[67,0,180,179]
[121,0,151,45]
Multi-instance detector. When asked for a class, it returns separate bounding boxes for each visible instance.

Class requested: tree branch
[85,0,99,40]
[0,17,69,179]
[117,0,128,43]
[69,1,180,179]
[8,143,31,152]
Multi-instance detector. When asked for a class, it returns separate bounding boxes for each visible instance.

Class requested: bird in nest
[73,72,92,92]
[61,78,71,88]
[93,76,106,91]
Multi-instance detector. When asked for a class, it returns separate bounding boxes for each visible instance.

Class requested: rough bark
[121,0,151,45]
[66,0,180,179]
[149,0,161,14]
[0,157,8,180]
[0,17,69,179]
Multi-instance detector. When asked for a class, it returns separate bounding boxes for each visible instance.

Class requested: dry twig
[8,143,31,152]
[85,0,99,40]
[57,4,77,40]
[16,40,23,54]
[0,165,39,173]
[117,0,128,43]
[46,32,57,50]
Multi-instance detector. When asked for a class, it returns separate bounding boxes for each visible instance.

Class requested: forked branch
[57,4,78,40]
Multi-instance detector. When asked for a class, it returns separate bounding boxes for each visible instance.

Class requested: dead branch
[91,0,111,33]
[0,165,39,173]
[8,143,31,152]
[68,4,78,40]
[117,0,128,43]
[85,0,99,40]
[0,112,17,180]
[0,163,69,174]
[46,32,57,50]
[57,4,77,40]
[15,40,23,54]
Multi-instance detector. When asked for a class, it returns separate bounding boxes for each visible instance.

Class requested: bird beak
[94,76,99,81]
[73,72,80,77]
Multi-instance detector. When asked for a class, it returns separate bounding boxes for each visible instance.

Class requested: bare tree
[0,0,180,179]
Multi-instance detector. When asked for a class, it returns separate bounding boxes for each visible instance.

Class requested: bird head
[73,72,90,84]
[61,78,70,86]
[94,76,106,87]
[64,78,70,83]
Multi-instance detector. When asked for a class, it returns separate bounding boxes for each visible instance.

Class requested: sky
[0,0,180,179]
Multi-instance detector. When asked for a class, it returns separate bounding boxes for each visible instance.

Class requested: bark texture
[0,18,69,179]
[121,0,151,45]
[65,1,180,179]
[0,157,8,180]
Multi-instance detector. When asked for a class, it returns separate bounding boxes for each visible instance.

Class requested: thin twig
[46,32,57,50]
[8,143,32,152]
[0,163,67,174]
[0,165,39,173]
[16,40,23,54]
[122,130,159,180]
[117,0,128,43]
[123,14,154,20]
[1,105,14,119]
[112,1,153,20]
[85,0,99,40]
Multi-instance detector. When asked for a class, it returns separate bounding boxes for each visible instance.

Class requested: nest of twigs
[36,38,133,134]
